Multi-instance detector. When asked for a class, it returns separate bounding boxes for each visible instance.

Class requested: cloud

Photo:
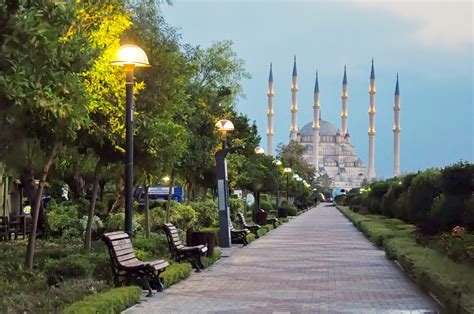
[353,0,472,53]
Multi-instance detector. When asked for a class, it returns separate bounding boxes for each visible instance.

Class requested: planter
[188,231,216,257]
[255,211,268,225]
[278,207,289,218]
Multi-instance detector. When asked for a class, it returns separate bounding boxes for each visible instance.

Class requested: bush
[105,213,124,231]
[63,286,142,314]
[288,207,298,216]
[260,200,274,212]
[429,194,466,231]
[47,202,83,238]
[334,194,346,205]
[260,193,271,203]
[381,182,404,217]
[161,263,193,288]
[407,169,441,223]
[169,202,197,230]
[44,254,96,285]
[132,234,169,259]
[149,207,165,232]
[229,197,245,222]
[440,161,474,196]
[190,198,218,228]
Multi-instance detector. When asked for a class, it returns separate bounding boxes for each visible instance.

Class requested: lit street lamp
[255,146,265,155]
[283,167,292,202]
[215,119,235,248]
[112,44,150,235]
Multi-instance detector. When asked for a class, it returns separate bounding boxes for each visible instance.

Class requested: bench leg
[197,256,206,270]
[142,275,154,297]
[190,259,201,272]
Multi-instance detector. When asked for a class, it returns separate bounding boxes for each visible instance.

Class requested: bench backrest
[237,212,248,226]
[102,231,139,270]
[163,223,185,255]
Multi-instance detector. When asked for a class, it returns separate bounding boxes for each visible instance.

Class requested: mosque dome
[299,120,338,136]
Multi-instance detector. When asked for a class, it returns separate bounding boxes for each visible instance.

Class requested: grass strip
[63,286,141,314]
[338,205,474,313]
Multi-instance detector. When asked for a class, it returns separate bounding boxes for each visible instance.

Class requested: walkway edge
[336,205,470,313]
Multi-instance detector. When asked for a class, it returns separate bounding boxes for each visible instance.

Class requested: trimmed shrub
[162,263,193,288]
[47,202,82,238]
[169,202,197,230]
[407,169,441,223]
[63,286,142,314]
[132,234,169,259]
[439,161,474,196]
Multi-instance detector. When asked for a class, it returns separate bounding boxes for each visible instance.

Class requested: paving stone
[124,204,440,313]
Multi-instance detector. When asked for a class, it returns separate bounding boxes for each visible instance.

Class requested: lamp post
[296,176,303,207]
[273,160,282,211]
[254,147,264,213]
[283,167,292,202]
[111,44,150,235]
[215,119,235,248]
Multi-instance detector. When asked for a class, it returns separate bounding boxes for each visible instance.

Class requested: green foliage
[229,197,245,222]
[190,198,218,228]
[105,213,124,231]
[132,234,169,259]
[407,169,441,222]
[47,201,82,238]
[260,193,271,203]
[201,248,222,268]
[162,263,193,288]
[63,286,142,314]
[440,161,474,196]
[260,200,275,212]
[44,254,95,285]
[169,202,197,230]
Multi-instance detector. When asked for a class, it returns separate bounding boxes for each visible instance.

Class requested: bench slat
[115,247,135,257]
[117,253,138,263]
[106,233,130,241]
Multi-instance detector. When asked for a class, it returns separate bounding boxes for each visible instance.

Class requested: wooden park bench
[237,212,260,238]
[230,220,250,246]
[102,231,169,297]
[163,223,208,272]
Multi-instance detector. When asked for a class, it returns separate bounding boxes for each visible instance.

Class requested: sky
[161,0,473,179]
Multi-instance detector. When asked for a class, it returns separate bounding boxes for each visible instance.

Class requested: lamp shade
[255,147,265,155]
[111,44,150,67]
[273,160,282,166]
[283,167,292,173]
[215,119,235,132]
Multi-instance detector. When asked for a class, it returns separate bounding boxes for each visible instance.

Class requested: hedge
[63,286,142,314]
[338,205,474,313]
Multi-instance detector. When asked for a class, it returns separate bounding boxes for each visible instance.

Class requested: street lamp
[283,167,292,202]
[255,146,265,155]
[111,44,150,235]
[215,119,234,149]
[273,160,282,210]
[296,177,303,206]
[215,119,235,248]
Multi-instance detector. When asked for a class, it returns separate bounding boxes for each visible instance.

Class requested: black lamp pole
[124,65,134,235]
[286,173,289,202]
[216,136,231,248]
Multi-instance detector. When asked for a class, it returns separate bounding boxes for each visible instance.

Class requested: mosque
[266,58,401,189]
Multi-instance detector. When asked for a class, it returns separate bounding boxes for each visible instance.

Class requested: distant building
[266,58,401,189]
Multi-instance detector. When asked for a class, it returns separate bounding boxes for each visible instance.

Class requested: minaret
[367,59,376,179]
[312,71,320,173]
[266,63,274,156]
[341,65,348,137]
[290,56,298,141]
[393,74,401,177]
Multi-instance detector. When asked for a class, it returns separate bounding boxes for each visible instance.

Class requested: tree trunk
[165,168,175,223]
[84,160,101,251]
[144,174,150,238]
[25,141,59,269]
[109,187,124,213]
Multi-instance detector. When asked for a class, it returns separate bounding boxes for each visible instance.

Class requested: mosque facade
[266,58,401,189]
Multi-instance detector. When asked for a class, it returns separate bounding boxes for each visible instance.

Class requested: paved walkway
[125,204,440,313]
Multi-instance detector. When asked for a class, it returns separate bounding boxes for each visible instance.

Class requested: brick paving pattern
[125,204,440,313]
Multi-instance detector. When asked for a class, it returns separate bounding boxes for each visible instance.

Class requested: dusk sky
[161,1,473,178]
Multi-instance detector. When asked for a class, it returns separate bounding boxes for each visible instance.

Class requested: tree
[276,142,316,182]
[178,41,250,200]
[0,0,96,268]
